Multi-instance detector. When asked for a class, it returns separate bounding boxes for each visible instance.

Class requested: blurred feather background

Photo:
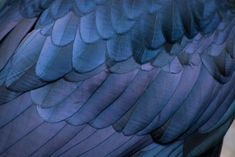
[221,121,235,157]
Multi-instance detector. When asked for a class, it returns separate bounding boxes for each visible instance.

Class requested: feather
[53,127,115,157]
[107,33,133,61]
[0,18,36,71]
[30,125,84,157]
[111,0,136,34]
[203,100,235,133]
[208,42,227,56]
[95,5,115,39]
[159,67,217,143]
[73,30,106,73]
[201,12,221,35]
[65,64,106,82]
[1,121,65,157]
[192,0,217,30]
[133,141,182,157]
[49,0,72,19]
[161,1,184,43]
[0,1,235,157]
[31,79,80,108]
[80,12,100,43]
[145,0,161,13]
[40,0,53,9]
[0,7,22,41]
[122,69,183,135]
[50,125,96,156]
[152,49,175,67]
[5,30,47,91]
[186,80,232,134]
[36,37,73,81]
[74,0,96,14]
[0,86,21,105]
[201,53,235,83]
[178,1,198,38]
[0,93,31,128]
[161,57,183,74]
[40,23,54,36]
[72,70,138,125]
[212,19,235,45]
[38,71,107,122]
[185,120,232,157]
[199,88,235,133]
[52,12,79,46]
[108,58,140,73]
[95,0,107,5]
[91,69,160,128]
[132,13,166,50]
[19,0,42,18]
[37,9,54,27]
[0,106,43,154]
[123,0,146,19]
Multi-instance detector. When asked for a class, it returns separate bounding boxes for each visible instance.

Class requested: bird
[0,0,234,156]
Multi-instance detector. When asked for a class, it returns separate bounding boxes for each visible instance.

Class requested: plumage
[0,18,36,71]
[0,0,235,157]
[123,0,145,20]
[37,9,54,27]
[36,37,73,81]
[107,33,133,61]
[111,0,136,34]
[5,30,46,91]
[123,70,183,135]
[139,55,201,135]
[52,12,79,46]
[31,79,80,108]
[0,7,23,41]
[74,0,96,14]
[80,12,100,43]
[159,67,217,143]
[49,0,72,19]
[95,5,115,39]
[73,32,106,72]
[0,93,31,127]
[74,70,138,125]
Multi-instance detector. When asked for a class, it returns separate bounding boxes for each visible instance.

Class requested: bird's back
[0,0,235,156]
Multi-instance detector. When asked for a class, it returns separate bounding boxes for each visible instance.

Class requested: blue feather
[122,69,183,135]
[159,67,216,143]
[5,30,46,90]
[74,0,96,14]
[111,0,136,34]
[95,5,115,39]
[73,30,106,73]
[123,0,146,19]
[36,37,73,81]
[80,12,100,43]
[107,33,133,61]
[31,79,80,108]
[49,0,72,19]
[52,12,79,46]
[92,69,159,128]
[73,70,137,125]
